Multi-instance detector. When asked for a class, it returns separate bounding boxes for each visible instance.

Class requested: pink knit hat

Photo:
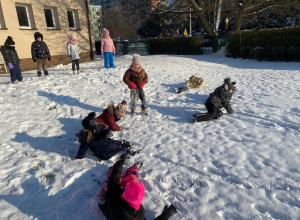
[102,28,109,36]
[121,181,145,210]
[70,33,77,40]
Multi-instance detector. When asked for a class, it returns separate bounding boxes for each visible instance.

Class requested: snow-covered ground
[0,53,299,220]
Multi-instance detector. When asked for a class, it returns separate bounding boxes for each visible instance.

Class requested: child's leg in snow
[71,60,76,71]
[108,52,115,68]
[103,52,110,69]
[138,89,147,109]
[130,89,138,112]
[181,82,190,91]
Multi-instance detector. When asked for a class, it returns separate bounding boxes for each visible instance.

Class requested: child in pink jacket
[101,29,115,69]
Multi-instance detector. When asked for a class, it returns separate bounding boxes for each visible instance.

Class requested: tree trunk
[233,0,252,31]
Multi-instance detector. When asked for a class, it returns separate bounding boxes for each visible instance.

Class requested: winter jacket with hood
[185,75,202,89]
[0,45,20,65]
[31,32,51,61]
[99,159,146,220]
[123,68,148,89]
[101,36,115,55]
[75,125,122,160]
[95,104,121,131]
[205,85,233,114]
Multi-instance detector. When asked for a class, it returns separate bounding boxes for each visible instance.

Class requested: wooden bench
[0,52,8,73]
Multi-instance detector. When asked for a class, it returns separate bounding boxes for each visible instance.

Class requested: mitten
[8,63,14,69]
[122,140,134,153]
[129,82,137,89]
[48,57,51,61]
[227,108,234,114]
[71,156,76,160]
[68,55,72,60]
[155,204,177,220]
[33,59,37,62]
[140,81,146,88]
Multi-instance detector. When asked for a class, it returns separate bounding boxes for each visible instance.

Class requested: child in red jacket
[95,100,127,131]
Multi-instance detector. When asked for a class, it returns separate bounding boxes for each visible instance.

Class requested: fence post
[122,40,129,55]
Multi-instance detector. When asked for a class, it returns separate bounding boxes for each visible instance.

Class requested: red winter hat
[121,181,145,210]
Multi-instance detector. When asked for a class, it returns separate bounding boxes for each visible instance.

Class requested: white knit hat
[132,54,141,65]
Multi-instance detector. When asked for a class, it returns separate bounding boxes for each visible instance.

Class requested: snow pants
[130,88,147,111]
[72,59,80,71]
[10,64,23,83]
[37,59,48,74]
[194,101,223,122]
[104,52,115,69]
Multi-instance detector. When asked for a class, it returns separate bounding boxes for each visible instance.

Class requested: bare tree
[125,0,299,38]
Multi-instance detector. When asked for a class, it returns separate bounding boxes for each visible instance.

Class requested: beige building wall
[0,0,95,71]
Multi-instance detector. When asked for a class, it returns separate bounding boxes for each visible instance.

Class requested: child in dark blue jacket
[72,112,136,160]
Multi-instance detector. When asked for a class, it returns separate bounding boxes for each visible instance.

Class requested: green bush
[147,36,205,55]
[226,26,300,61]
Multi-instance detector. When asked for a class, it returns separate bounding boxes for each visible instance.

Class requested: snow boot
[72,71,76,75]
[133,161,143,169]
[44,71,49,76]
[37,72,42,77]
[141,107,148,116]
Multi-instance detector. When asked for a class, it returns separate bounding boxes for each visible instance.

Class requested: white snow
[0,53,299,220]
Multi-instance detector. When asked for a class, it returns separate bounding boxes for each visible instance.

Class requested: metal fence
[95,37,228,55]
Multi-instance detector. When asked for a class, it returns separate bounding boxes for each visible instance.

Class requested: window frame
[67,9,76,30]
[44,7,56,29]
[15,3,32,29]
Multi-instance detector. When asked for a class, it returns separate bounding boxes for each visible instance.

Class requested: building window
[67,9,80,30]
[15,3,35,29]
[44,7,60,29]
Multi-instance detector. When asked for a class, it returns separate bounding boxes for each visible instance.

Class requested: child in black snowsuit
[193,78,236,122]
[31,32,51,76]
[72,112,137,160]
[0,36,23,84]
[98,154,178,220]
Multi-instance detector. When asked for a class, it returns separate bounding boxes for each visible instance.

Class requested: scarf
[129,65,143,73]
[69,39,78,45]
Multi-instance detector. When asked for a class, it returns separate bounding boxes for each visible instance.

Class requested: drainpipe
[85,0,94,60]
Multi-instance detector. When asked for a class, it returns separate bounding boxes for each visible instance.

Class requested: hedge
[226,26,300,61]
[146,36,205,55]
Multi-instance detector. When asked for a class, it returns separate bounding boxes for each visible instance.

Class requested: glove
[155,204,177,220]
[140,81,146,88]
[48,57,51,61]
[33,59,37,62]
[227,108,234,114]
[129,82,137,89]
[72,156,76,160]
[8,63,14,69]
[119,153,130,163]
[68,55,72,60]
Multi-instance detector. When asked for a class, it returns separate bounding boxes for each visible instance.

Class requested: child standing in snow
[98,154,178,220]
[123,54,148,116]
[175,75,204,93]
[95,100,127,132]
[67,33,80,75]
[0,36,23,84]
[72,112,137,161]
[31,32,51,76]
[192,78,236,123]
[101,28,116,69]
